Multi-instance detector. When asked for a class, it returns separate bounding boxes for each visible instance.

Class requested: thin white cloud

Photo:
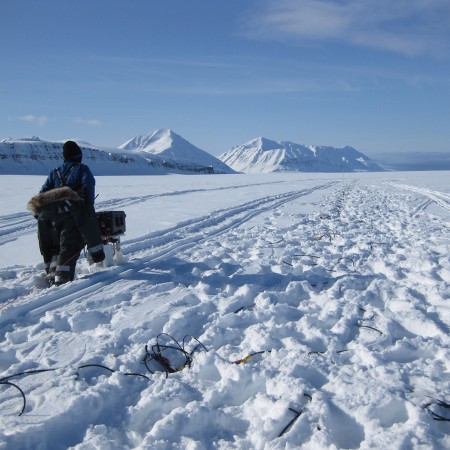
[241,0,450,57]
[89,55,239,70]
[19,115,49,126]
[75,118,102,126]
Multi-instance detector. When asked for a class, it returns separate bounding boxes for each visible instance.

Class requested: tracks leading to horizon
[0,178,314,246]
[385,182,450,213]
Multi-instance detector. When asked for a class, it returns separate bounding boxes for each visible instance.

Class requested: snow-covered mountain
[0,133,232,175]
[0,137,161,176]
[119,129,234,174]
[219,137,383,173]
[0,132,384,176]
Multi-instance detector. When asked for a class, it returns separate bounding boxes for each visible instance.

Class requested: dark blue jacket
[40,162,96,204]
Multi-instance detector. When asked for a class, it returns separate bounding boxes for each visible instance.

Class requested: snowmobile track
[0,182,337,326]
[0,178,324,245]
[385,182,450,213]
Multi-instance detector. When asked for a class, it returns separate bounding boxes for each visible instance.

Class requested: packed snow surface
[0,171,449,449]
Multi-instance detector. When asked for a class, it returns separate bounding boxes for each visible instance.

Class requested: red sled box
[96,211,126,239]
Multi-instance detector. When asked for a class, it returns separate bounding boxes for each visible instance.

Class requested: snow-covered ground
[0,171,449,449]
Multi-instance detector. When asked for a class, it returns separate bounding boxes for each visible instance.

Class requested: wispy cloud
[89,55,240,70]
[74,118,102,126]
[19,115,49,126]
[124,71,360,96]
[78,53,360,96]
[241,0,450,58]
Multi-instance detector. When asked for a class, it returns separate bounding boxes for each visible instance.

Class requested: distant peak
[220,136,382,173]
[149,128,174,139]
[246,136,282,151]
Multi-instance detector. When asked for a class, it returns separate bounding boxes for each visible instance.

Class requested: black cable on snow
[0,380,26,416]
[77,364,151,381]
[278,395,313,439]
[424,397,450,422]
[1,362,151,416]
[355,324,383,335]
[143,333,208,378]
[0,368,59,383]
[278,408,302,437]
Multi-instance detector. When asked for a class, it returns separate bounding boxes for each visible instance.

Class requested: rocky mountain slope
[219,137,382,173]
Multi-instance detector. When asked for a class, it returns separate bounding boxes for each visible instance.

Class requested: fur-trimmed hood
[27,187,82,215]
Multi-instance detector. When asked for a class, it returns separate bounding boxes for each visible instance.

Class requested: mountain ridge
[219,137,383,173]
[0,130,233,175]
[8,130,440,175]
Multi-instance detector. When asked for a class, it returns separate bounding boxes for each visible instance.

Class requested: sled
[96,211,126,267]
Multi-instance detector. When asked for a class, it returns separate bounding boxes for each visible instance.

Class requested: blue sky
[1,0,450,157]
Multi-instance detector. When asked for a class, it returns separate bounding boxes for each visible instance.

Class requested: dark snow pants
[37,211,84,284]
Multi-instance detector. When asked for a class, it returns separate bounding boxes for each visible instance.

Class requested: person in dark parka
[27,141,105,285]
